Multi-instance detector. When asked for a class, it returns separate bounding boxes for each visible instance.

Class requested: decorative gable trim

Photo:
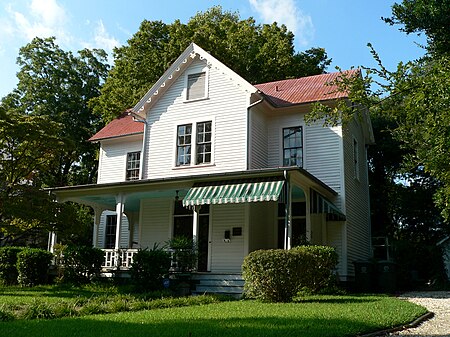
[132,42,258,116]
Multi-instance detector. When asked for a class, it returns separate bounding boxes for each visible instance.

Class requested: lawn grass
[0,286,427,337]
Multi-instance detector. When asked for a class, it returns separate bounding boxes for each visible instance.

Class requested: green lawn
[0,286,427,337]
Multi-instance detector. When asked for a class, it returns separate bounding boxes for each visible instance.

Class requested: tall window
[177,124,192,166]
[196,121,212,164]
[187,72,206,100]
[126,151,141,180]
[277,202,307,248]
[283,126,303,167]
[105,215,117,249]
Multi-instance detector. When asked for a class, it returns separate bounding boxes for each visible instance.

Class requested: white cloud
[6,0,69,41]
[249,0,314,47]
[93,20,120,53]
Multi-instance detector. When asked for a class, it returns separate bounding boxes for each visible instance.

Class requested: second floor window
[177,124,192,166]
[176,121,212,167]
[126,151,141,180]
[196,121,212,164]
[283,126,303,167]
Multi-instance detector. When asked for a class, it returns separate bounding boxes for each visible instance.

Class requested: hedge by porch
[242,245,338,302]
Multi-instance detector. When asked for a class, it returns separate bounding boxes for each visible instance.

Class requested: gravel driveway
[388,291,450,336]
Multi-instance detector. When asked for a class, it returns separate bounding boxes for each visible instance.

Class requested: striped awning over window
[182,180,285,207]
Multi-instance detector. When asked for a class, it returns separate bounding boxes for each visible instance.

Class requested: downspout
[246,94,265,170]
[129,112,148,180]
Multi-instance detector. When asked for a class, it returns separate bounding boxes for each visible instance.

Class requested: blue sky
[0,0,426,99]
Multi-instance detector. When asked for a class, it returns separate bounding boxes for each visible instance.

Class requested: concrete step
[195,285,243,294]
[198,279,245,287]
[191,273,243,281]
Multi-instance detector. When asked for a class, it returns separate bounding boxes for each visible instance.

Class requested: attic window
[187,72,206,100]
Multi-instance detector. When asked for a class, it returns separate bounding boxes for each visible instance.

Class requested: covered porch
[51,167,345,272]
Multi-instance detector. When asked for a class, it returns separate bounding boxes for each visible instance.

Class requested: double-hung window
[176,121,212,167]
[177,124,192,166]
[105,214,117,249]
[283,126,303,167]
[196,121,212,164]
[126,151,141,180]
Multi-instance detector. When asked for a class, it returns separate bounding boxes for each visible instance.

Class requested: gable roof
[89,111,144,142]
[132,42,258,115]
[255,69,359,107]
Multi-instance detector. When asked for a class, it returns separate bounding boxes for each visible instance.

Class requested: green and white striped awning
[182,180,285,207]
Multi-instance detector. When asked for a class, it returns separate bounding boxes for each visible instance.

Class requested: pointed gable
[132,42,258,116]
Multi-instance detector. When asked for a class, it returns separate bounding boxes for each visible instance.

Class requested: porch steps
[191,273,244,298]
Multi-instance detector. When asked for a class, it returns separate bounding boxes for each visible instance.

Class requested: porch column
[115,194,125,250]
[284,174,292,250]
[192,206,200,242]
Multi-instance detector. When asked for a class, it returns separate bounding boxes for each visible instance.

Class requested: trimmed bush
[0,246,25,285]
[130,246,171,291]
[16,248,53,286]
[242,245,338,302]
[56,244,104,284]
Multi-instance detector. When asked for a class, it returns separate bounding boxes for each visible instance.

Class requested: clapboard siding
[249,107,268,169]
[97,210,129,248]
[304,123,343,197]
[140,199,171,249]
[210,204,246,272]
[343,119,371,275]
[326,221,346,277]
[98,137,142,184]
[143,59,250,180]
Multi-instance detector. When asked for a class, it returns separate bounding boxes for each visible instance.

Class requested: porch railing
[102,249,138,269]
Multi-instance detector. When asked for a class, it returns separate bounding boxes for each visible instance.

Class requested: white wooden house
[52,43,374,291]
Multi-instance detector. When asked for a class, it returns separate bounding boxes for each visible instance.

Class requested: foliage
[384,0,450,56]
[0,291,426,337]
[130,246,171,291]
[16,248,53,286]
[242,246,338,302]
[55,244,104,285]
[91,6,331,122]
[0,247,25,285]
[167,236,198,272]
[0,37,108,245]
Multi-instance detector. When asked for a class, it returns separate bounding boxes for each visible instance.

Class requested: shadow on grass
[294,295,381,305]
[0,314,382,337]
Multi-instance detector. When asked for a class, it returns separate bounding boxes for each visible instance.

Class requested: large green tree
[92,6,331,122]
[0,37,109,246]
[14,37,109,186]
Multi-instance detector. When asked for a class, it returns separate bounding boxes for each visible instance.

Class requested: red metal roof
[254,69,359,107]
[89,111,144,142]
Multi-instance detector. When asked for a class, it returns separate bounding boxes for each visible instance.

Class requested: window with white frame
[196,121,212,164]
[177,124,192,166]
[176,121,212,167]
[353,138,360,180]
[283,126,303,167]
[126,151,141,180]
[187,72,206,100]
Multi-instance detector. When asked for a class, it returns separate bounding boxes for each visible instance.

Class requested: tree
[383,0,450,56]
[0,37,109,246]
[91,6,331,122]
[14,37,109,186]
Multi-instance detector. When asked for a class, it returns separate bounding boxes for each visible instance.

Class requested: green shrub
[242,245,338,302]
[0,247,25,285]
[16,248,53,287]
[167,237,198,272]
[130,246,171,291]
[56,244,104,284]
